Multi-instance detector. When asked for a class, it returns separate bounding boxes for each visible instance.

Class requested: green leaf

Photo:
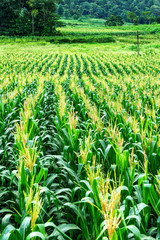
[44,222,72,240]
[64,203,90,240]
[135,203,149,215]
[0,209,14,214]
[126,215,141,226]
[20,161,27,192]
[35,224,45,236]
[140,235,155,240]
[35,168,45,184]
[2,214,12,227]
[112,232,118,240]
[45,174,58,187]
[0,233,11,240]
[20,217,31,240]
[51,223,80,237]
[96,225,107,240]
[149,185,160,216]
[0,227,22,240]
[127,225,141,240]
[104,144,112,159]
[26,232,45,240]
[92,179,100,208]
[1,225,15,236]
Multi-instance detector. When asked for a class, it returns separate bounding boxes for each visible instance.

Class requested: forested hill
[57,0,160,23]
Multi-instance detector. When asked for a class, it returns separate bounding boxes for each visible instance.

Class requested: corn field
[0,50,160,240]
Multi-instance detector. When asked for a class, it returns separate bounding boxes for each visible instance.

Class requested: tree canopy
[0,0,60,36]
[58,0,160,23]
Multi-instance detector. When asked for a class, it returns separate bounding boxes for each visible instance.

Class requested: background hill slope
[58,0,160,23]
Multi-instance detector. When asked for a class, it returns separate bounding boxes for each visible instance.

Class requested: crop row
[0,50,160,240]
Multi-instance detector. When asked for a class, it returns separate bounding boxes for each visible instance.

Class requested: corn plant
[1,49,160,240]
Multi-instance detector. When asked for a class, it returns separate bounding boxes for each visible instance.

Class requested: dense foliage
[58,0,160,24]
[0,47,160,239]
[105,16,124,26]
[1,0,160,36]
[0,0,60,36]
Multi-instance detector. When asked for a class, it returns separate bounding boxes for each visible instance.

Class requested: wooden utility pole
[137,31,139,56]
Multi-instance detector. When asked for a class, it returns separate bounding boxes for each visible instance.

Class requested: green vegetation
[0,1,160,237]
[1,0,160,36]
[58,0,160,24]
[0,39,160,239]
[0,20,160,47]
[0,0,60,36]
[105,16,124,26]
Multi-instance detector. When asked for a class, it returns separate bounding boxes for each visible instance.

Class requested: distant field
[59,18,160,34]
[1,42,160,239]
[0,20,160,53]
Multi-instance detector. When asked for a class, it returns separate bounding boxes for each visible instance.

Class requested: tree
[41,0,60,35]
[57,4,64,16]
[64,7,70,18]
[28,0,38,35]
[0,0,60,36]
[0,0,16,35]
[106,15,117,26]
[151,5,160,17]
[56,0,160,22]
[116,16,124,26]
[127,11,139,25]
[142,11,151,24]
[73,14,79,20]
[156,16,160,23]
[133,16,139,25]
[105,15,124,26]
[127,12,137,23]
[90,3,98,17]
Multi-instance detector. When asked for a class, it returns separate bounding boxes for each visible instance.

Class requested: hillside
[57,0,160,23]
